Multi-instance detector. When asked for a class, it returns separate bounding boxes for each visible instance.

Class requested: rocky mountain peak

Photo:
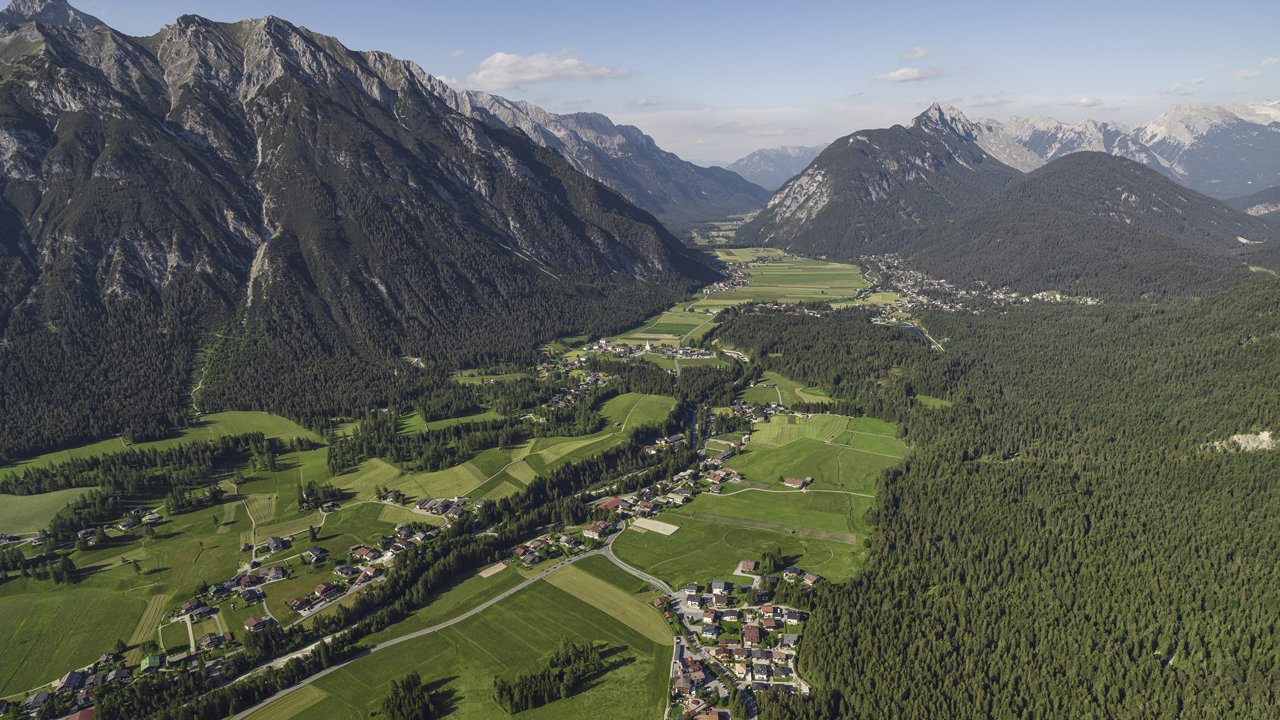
[0,0,102,29]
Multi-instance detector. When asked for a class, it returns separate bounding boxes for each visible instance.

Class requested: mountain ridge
[0,6,716,459]
[424,79,770,232]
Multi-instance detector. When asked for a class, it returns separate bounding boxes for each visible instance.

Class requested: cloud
[1160,78,1204,95]
[1263,57,1279,66]
[1064,96,1103,107]
[630,98,668,108]
[448,49,465,58]
[900,46,929,62]
[876,67,946,83]
[1233,68,1262,79]
[464,51,629,91]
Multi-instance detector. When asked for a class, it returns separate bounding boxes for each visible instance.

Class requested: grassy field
[1,412,321,477]
[612,500,865,588]
[690,256,869,311]
[0,487,99,535]
[362,565,525,643]
[247,571,671,720]
[728,414,907,494]
[0,486,419,694]
[399,410,504,434]
[0,583,150,694]
[388,393,676,502]
[916,394,955,409]
[742,371,832,406]
[451,371,531,386]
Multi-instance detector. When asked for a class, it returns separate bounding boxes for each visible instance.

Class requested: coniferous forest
[732,277,1280,718]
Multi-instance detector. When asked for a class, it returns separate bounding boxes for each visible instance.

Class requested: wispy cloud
[464,51,629,91]
[1262,57,1279,66]
[630,98,668,108]
[1233,68,1262,79]
[448,49,465,58]
[900,47,929,62]
[1160,78,1203,95]
[877,67,946,83]
[1064,96,1103,107]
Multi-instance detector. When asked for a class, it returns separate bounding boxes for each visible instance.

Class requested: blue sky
[78,0,1280,164]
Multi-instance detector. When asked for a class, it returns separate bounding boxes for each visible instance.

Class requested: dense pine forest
[742,276,1280,718]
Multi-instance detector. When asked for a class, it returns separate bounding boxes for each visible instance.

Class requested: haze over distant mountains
[741,104,1280,300]
[726,145,825,191]
[425,82,770,232]
[737,100,1280,200]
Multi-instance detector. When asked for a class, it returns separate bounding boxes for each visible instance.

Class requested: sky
[76,0,1280,165]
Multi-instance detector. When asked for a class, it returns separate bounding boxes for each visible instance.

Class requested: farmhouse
[350,545,382,561]
[314,582,343,600]
[802,572,822,585]
[244,616,274,633]
[57,670,86,694]
[782,477,811,489]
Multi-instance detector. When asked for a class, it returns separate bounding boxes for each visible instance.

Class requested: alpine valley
[1,3,1279,720]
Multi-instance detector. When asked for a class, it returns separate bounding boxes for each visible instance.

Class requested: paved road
[231,548,609,719]
[605,543,673,595]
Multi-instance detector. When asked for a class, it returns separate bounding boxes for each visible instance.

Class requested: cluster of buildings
[663,578,815,713]
[11,653,131,718]
[592,469,723,523]
[542,367,612,410]
[414,496,470,523]
[510,531,592,566]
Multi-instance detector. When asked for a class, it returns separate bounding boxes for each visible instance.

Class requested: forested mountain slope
[0,4,716,460]
[735,104,1022,257]
[1226,185,1280,221]
[723,277,1280,719]
[425,81,770,232]
[901,152,1278,299]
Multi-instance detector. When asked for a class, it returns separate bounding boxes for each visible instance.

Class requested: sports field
[246,569,671,720]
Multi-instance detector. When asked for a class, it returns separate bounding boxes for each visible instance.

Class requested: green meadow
[612,492,868,588]
[741,370,832,406]
[730,413,907,493]
[0,411,321,477]
[246,563,671,720]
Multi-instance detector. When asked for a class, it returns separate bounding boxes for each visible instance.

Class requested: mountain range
[726,145,825,191]
[425,85,770,232]
[741,104,1280,299]
[0,0,717,459]
[737,100,1280,200]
